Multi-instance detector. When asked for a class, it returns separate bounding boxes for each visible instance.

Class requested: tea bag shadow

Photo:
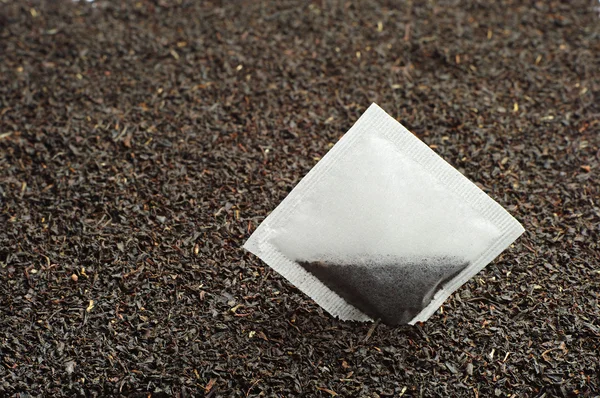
[299,256,467,325]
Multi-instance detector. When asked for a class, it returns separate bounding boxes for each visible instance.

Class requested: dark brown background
[1,0,599,396]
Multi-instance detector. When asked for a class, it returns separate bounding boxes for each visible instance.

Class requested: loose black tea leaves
[244,103,524,325]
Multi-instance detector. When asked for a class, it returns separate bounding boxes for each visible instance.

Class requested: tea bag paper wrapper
[244,103,524,325]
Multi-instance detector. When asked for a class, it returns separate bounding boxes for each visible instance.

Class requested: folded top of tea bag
[244,103,524,325]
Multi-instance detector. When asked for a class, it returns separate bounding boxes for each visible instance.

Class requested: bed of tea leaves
[1,0,598,396]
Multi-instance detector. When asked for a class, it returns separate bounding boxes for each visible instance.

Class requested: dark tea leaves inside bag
[300,257,467,325]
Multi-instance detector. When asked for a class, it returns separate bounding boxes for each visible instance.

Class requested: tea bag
[244,103,524,325]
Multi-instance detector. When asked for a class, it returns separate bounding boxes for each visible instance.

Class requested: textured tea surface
[0,0,599,396]
[300,257,467,325]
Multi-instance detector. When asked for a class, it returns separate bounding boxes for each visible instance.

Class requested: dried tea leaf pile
[1,0,598,395]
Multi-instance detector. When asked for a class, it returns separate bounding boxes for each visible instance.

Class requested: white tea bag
[244,103,524,325]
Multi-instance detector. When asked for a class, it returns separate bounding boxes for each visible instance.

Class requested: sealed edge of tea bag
[244,102,525,325]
